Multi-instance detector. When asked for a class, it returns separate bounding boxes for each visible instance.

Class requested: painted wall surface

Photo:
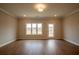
[17,17,63,39]
[0,11,17,46]
[63,11,79,46]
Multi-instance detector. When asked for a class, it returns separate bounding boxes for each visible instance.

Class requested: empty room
[0,3,79,55]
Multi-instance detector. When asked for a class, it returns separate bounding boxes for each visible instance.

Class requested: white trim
[65,39,79,46]
[0,40,15,47]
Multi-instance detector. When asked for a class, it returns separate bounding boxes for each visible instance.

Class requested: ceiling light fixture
[24,15,26,17]
[35,4,46,12]
[54,14,57,17]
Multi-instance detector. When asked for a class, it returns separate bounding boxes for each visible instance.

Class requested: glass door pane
[48,24,54,37]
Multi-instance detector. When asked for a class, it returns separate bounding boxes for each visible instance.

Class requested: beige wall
[63,11,79,46]
[0,11,17,47]
[17,17,63,39]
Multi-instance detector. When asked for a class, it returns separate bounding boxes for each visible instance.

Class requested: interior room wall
[63,11,79,46]
[0,11,17,47]
[17,17,63,39]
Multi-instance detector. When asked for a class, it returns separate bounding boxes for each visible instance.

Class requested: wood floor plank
[0,39,79,55]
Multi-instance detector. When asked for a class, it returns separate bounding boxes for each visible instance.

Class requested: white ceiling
[0,3,79,18]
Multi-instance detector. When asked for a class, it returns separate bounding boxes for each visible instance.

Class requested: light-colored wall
[63,11,79,46]
[17,17,63,39]
[0,11,17,47]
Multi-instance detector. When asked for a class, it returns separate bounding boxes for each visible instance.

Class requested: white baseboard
[65,39,79,46]
[0,40,15,47]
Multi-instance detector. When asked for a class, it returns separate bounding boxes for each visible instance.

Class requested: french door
[48,24,54,38]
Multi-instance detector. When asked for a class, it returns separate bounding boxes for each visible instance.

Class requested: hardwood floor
[0,39,79,55]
